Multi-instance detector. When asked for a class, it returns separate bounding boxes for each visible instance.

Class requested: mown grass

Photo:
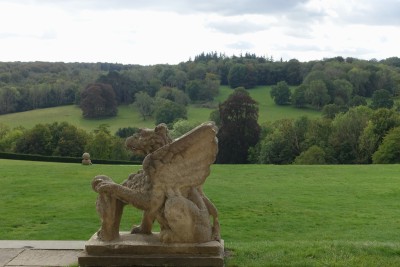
[0,86,321,132]
[1,160,400,266]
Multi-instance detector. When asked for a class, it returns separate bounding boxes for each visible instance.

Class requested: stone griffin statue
[91,122,220,243]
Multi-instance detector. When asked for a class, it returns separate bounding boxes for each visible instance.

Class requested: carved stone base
[78,232,225,267]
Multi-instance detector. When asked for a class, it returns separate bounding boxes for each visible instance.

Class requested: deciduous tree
[329,106,372,163]
[217,87,260,163]
[270,81,291,105]
[294,145,326,165]
[154,99,187,125]
[15,124,53,155]
[85,124,114,160]
[332,79,353,106]
[370,89,394,109]
[292,84,308,108]
[132,91,155,120]
[322,104,341,119]
[347,67,370,96]
[45,122,85,156]
[80,83,118,119]
[156,87,189,106]
[305,80,331,109]
[372,126,400,163]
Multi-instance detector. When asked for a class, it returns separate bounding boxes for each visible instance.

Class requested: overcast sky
[1,0,399,65]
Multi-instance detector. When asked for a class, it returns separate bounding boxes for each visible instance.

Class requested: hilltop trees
[217,87,260,163]
[0,86,20,114]
[2,54,400,120]
[227,63,257,89]
[370,89,394,109]
[185,75,219,102]
[97,71,137,105]
[0,62,100,114]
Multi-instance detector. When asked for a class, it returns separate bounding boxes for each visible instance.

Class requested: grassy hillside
[0,86,321,132]
[1,160,400,266]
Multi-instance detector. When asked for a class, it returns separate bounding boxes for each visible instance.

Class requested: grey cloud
[0,31,56,40]
[28,0,309,15]
[327,0,400,26]
[15,0,400,27]
[41,30,57,40]
[182,0,309,16]
[330,46,375,57]
[226,41,254,50]
[206,20,268,35]
[284,43,375,60]
[283,24,314,39]
[275,43,322,52]
[0,32,21,39]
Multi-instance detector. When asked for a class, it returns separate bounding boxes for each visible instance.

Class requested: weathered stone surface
[0,240,85,250]
[0,248,23,266]
[91,122,220,244]
[79,254,224,267]
[85,232,223,256]
[79,232,224,267]
[6,249,82,266]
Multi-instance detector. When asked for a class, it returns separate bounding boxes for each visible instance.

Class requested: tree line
[269,57,400,113]
[0,122,133,161]
[214,88,400,165]
[1,54,400,165]
[1,97,399,164]
[0,119,207,161]
[250,106,400,164]
[2,54,399,117]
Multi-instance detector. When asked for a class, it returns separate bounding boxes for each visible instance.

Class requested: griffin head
[125,123,172,156]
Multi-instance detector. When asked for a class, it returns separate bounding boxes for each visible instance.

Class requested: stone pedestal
[78,232,224,267]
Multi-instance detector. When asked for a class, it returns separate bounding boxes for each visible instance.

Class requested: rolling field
[1,159,400,266]
[0,86,321,132]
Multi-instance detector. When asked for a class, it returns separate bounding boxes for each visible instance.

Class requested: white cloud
[206,17,268,35]
[0,0,399,64]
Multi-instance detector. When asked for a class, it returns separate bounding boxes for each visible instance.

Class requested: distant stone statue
[82,152,92,165]
[91,122,220,243]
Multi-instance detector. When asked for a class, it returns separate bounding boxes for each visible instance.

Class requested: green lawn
[1,159,400,266]
[0,86,321,132]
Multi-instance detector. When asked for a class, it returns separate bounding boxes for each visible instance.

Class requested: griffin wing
[142,122,218,189]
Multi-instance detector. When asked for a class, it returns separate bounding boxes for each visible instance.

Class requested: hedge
[0,152,141,165]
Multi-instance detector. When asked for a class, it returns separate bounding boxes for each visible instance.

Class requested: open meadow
[0,86,321,132]
[1,159,400,266]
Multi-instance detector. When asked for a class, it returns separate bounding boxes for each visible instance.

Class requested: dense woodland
[1,53,400,164]
[1,53,400,115]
